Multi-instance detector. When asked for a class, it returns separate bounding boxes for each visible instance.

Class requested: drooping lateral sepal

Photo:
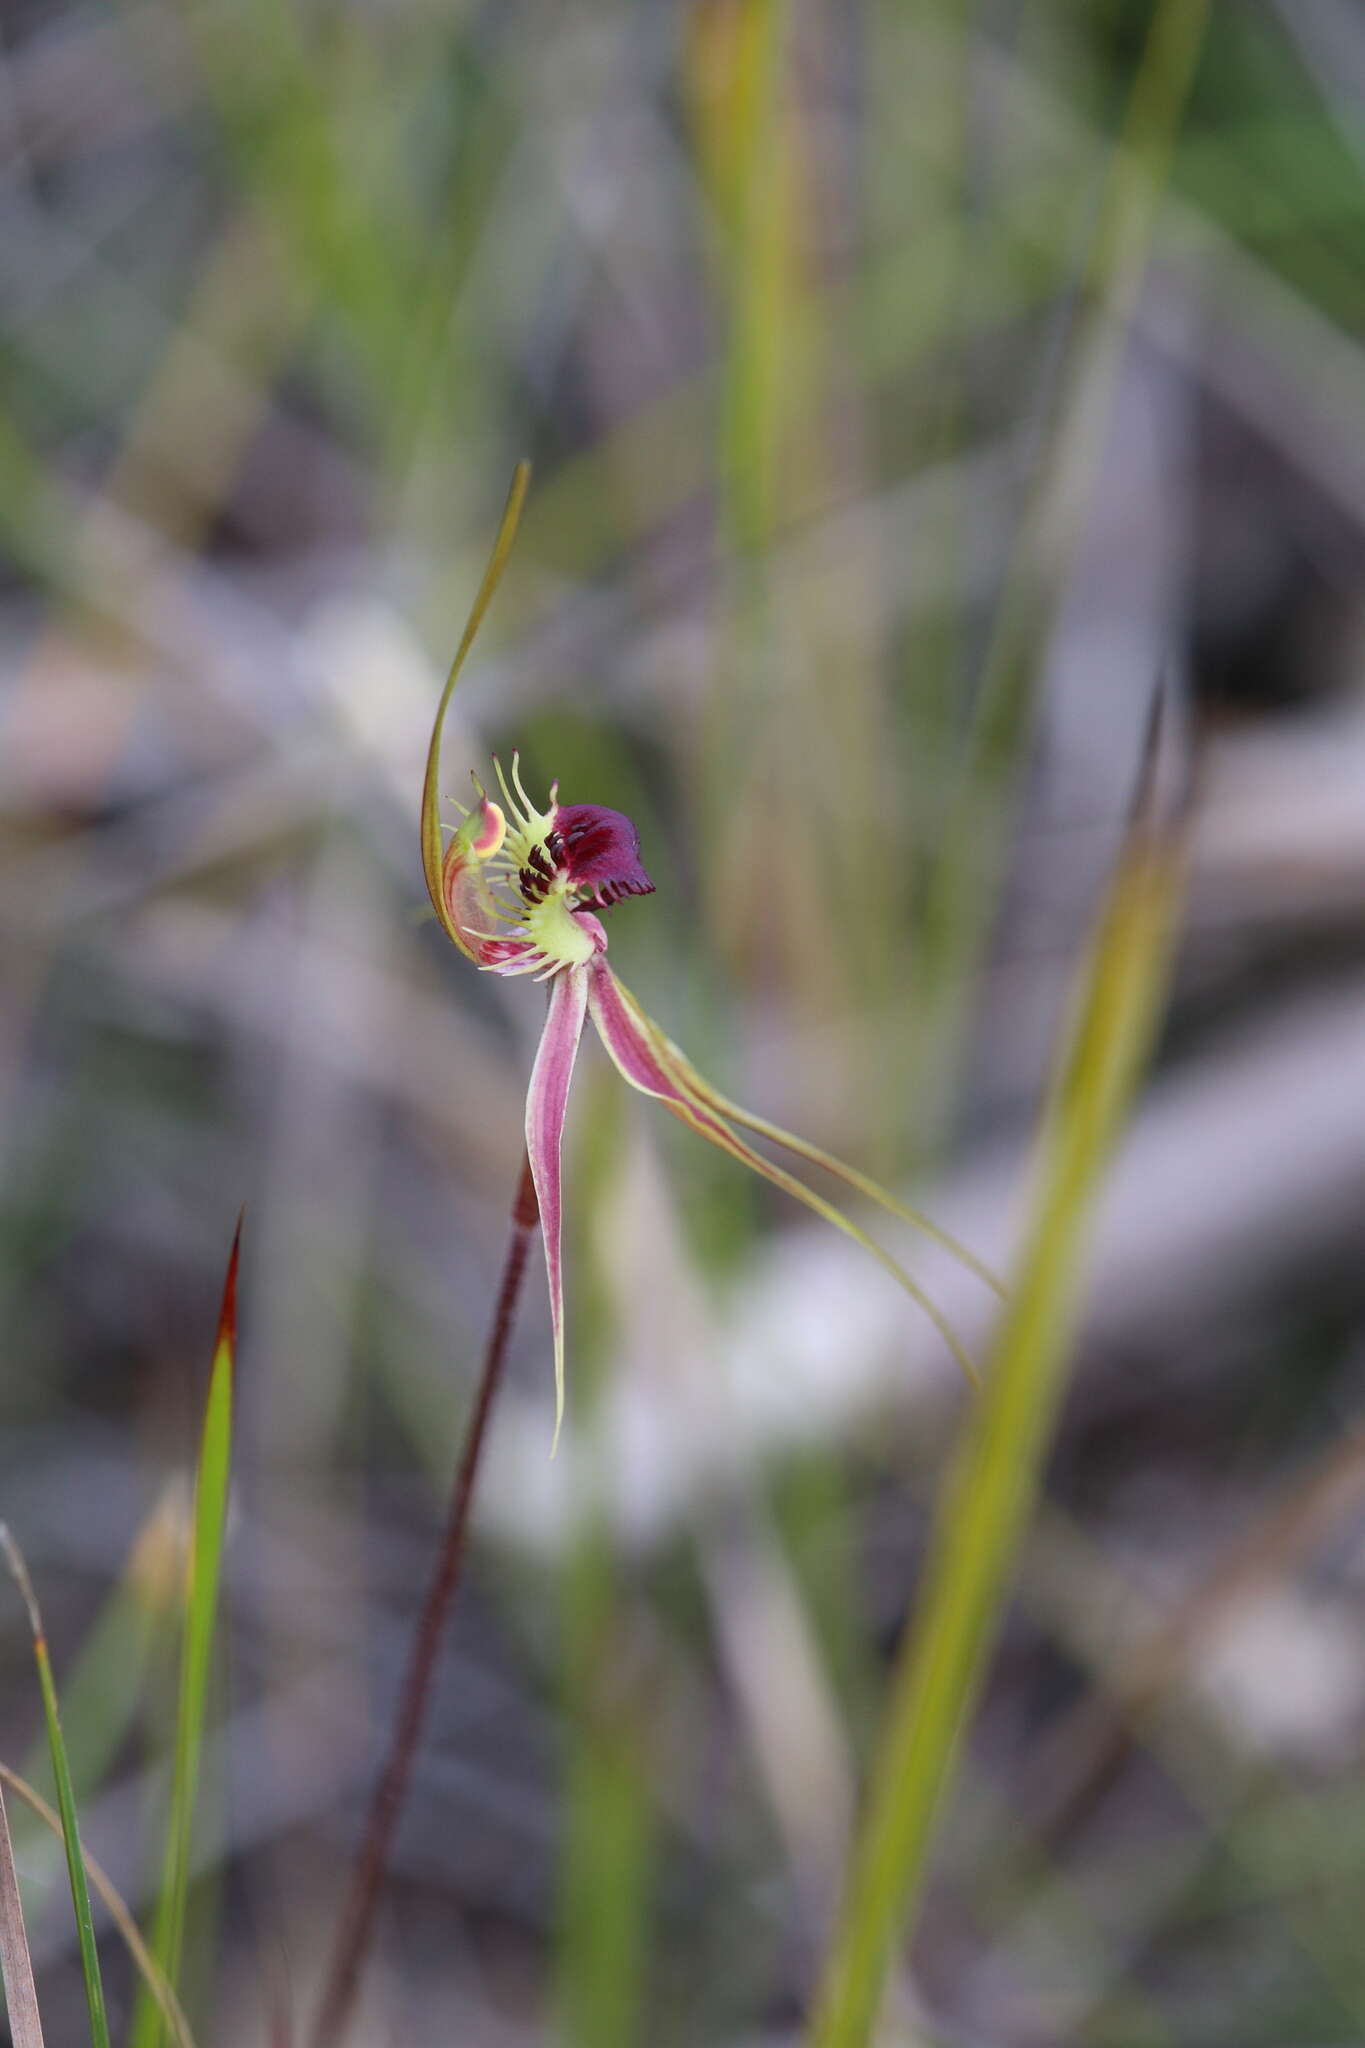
[638,1014,1006,1299]
[525,962,590,1446]
[586,961,982,1388]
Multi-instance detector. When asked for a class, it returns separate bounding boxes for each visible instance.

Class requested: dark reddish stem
[309,1152,539,2047]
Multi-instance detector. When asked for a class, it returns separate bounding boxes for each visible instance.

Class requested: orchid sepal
[632,1010,1007,1301]
[420,462,531,956]
[585,961,983,1390]
[525,962,591,1449]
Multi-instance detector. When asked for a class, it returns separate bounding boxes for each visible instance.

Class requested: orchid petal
[440,829,530,968]
[526,962,590,1447]
[636,1015,1006,1300]
[421,462,531,957]
[586,963,981,1388]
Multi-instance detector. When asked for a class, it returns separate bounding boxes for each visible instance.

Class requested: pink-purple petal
[525,961,590,1444]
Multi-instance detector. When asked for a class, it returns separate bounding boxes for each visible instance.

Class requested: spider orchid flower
[422,466,1002,1442]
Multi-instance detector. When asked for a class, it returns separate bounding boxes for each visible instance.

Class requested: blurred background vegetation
[2,0,1365,2041]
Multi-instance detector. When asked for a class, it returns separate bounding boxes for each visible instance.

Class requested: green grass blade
[0,1764,198,2048]
[0,1780,45,2048]
[557,1516,654,2048]
[13,1491,181,1881]
[0,1527,110,2048]
[808,743,1187,2048]
[129,1218,241,2048]
[908,0,1209,1151]
[555,1076,654,2048]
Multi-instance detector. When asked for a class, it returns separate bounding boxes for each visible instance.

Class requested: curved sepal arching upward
[421,462,532,957]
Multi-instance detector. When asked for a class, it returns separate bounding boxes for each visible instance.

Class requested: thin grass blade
[129,1219,241,2048]
[0,1528,110,2048]
[13,1485,184,1893]
[808,730,1187,2047]
[0,1764,197,2048]
[557,1514,654,2048]
[907,0,1208,1148]
[0,1781,45,2048]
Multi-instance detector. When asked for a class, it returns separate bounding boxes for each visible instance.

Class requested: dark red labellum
[556,804,655,907]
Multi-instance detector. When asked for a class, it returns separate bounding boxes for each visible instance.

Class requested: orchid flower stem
[309,1152,540,2048]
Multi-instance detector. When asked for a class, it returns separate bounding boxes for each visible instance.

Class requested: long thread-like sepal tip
[620,1001,1006,1301]
[586,961,987,1390]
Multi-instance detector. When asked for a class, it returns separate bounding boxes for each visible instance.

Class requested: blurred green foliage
[2,1,1365,2043]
